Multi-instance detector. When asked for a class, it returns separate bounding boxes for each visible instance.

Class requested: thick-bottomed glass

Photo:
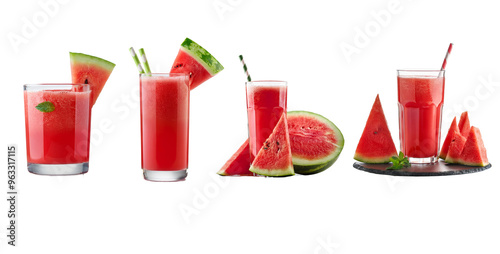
[397,70,445,164]
[140,73,190,181]
[24,83,91,175]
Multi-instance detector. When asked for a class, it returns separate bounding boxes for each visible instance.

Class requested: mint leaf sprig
[36,101,55,113]
[386,151,411,170]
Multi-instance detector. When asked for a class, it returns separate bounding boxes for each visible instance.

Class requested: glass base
[408,156,438,164]
[143,169,187,182]
[28,162,89,175]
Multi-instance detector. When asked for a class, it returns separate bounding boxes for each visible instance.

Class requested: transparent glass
[245,80,288,162]
[140,73,190,181]
[24,83,91,175]
[397,70,445,164]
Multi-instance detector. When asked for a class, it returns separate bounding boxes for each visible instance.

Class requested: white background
[1,0,499,253]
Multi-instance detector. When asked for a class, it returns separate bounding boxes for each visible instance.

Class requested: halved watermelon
[458,111,471,138]
[444,131,466,164]
[70,52,115,106]
[354,94,398,163]
[217,140,253,176]
[287,111,344,175]
[458,127,489,167]
[171,38,224,90]
[439,117,458,159]
[249,113,294,177]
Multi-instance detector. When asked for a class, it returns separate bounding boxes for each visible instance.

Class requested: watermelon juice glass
[140,73,190,181]
[24,83,92,175]
[397,70,445,164]
[246,81,288,162]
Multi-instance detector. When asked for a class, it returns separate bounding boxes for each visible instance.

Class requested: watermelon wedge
[217,140,252,176]
[287,111,344,175]
[444,131,466,164]
[439,117,459,159]
[458,111,471,138]
[354,94,398,163]
[249,113,294,177]
[458,127,489,167]
[70,52,115,106]
[171,38,224,90]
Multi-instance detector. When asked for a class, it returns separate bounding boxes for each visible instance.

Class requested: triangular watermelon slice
[70,52,115,106]
[444,131,466,164]
[439,116,459,159]
[458,127,489,167]
[458,111,471,138]
[354,94,398,163]
[170,38,224,90]
[217,140,253,176]
[249,113,294,177]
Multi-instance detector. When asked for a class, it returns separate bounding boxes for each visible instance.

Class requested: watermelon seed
[84,79,88,84]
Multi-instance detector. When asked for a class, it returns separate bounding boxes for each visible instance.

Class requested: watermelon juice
[397,70,445,163]
[246,81,287,161]
[140,73,190,181]
[24,84,91,175]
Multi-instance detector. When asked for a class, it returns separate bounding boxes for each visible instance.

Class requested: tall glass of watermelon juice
[397,70,445,164]
[24,83,92,175]
[140,73,190,181]
[246,81,288,162]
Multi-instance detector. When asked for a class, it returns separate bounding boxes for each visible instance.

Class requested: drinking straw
[239,55,252,82]
[439,43,453,77]
[129,47,145,74]
[139,48,152,75]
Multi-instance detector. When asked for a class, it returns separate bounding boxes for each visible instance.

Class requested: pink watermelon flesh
[249,113,294,177]
[439,117,458,159]
[354,94,398,163]
[458,127,489,167]
[217,140,253,176]
[70,52,115,106]
[444,131,466,164]
[458,111,471,138]
[170,38,223,90]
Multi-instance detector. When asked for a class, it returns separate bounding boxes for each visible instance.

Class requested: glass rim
[397,69,444,72]
[245,80,287,85]
[139,73,190,77]
[24,83,90,90]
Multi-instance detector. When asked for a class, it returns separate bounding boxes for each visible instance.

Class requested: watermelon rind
[180,38,224,76]
[250,164,295,177]
[69,52,116,71]
[288,111,344,175]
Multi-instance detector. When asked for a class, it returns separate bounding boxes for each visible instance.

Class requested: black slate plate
[353,161,491,177]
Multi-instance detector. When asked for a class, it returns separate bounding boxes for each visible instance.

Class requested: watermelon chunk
[458,111,471,138]
[217,140,252,176]
[171,38,224,90]
[70,52,115,106]
[458,127,489,167]
[444,131,466,164]
[249,113,294,177]
[354,94,398,163]
[439,117,458,159]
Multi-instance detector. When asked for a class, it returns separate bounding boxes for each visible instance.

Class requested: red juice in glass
[246,81,287,161]
[140,73,190,181]
[24,83,92,175]
[397,70,445,163]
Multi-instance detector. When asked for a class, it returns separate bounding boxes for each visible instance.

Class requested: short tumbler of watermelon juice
[246,81,288,162]
[397,70,445,164]
[140,73,190,181]
[24,83,92,175]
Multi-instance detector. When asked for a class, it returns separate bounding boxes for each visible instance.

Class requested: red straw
[440,43,453,71]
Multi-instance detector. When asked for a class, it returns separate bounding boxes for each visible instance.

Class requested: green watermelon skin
[249,113,294,177]
[354,94,398,163]
[458,127,489,167]
[439,117,459,159]
[444,131,466,164]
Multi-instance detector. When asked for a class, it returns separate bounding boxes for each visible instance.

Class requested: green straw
[239,55,251,82]
[129,47,145,74]
[138,48,152,75]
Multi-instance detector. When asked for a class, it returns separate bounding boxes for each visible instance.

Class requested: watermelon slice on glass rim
[171,38,224,90]
[70,52,115,106]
